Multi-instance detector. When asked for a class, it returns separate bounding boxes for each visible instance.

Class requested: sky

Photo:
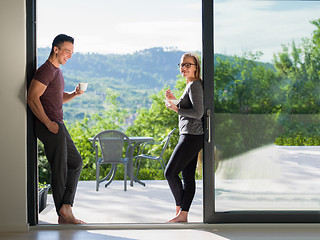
[214,0,320,62]
[37,0,320,63]
[37,0,202,54]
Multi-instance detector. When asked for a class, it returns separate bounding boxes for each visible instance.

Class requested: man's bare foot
[166,210,188,223]
[58,216,86,224]
[58,204,86,224]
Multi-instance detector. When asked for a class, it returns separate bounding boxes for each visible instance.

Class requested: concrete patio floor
[39,145,320,225]
[39,180,203,224]
[31,145,320,239]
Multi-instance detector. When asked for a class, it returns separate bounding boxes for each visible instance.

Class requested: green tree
[68,88,129,180]
[38,89,129,183]
[125,77,187,177]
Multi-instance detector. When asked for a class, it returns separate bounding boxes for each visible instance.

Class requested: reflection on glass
[214,0,320,211]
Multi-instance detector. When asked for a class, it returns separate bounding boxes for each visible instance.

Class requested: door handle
[206,109,211,143]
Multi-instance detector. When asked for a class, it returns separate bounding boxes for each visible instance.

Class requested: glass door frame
[27,0,320,225]
[26,0,38,226]
[203,0,320,224]
[202,0,215,224]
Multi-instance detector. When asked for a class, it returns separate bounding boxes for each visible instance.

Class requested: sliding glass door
[204,0,320,223]
[29,0,320,225]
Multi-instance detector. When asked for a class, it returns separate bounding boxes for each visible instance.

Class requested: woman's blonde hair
[181,53,202,81]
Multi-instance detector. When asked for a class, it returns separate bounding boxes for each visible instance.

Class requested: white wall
[0,0,28,232]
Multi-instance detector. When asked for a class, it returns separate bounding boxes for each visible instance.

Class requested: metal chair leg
[124,164,127,191]
[96,163,100,191]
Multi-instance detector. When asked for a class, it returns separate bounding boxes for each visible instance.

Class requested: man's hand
[63,84,84,103]
[74,84,84,96]
[46,121,59,134]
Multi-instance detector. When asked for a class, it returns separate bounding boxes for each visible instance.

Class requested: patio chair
[134,128,176,178]
[92,130,132,191]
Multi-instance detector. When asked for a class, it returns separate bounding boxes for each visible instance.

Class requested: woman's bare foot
[175,206,181,216]
[58,204,86,224]
[167,210,188,223]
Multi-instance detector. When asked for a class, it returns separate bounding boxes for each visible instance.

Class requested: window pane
[214,0,320,211]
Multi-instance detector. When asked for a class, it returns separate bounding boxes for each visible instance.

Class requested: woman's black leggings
[164,134,203,212]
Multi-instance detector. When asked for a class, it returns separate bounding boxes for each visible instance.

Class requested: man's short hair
[50,34,74,57]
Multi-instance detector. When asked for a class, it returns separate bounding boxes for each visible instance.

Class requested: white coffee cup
[79,82,88,91]
[164,99,180,106]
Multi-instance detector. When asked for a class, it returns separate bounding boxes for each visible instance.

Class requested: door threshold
[31,222,211,230]
[30,222,320,231]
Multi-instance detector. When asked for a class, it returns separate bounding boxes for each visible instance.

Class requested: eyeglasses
[178,63,196,68]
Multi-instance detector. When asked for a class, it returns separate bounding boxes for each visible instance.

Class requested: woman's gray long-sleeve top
[177,80,204,135]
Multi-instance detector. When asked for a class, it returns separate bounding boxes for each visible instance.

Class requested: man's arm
[63,84,84,103]
[27,79,59,134]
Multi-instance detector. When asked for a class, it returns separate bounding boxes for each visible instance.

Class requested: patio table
[89,136,154,188]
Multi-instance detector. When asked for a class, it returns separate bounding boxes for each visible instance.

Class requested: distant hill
[37,47,188,123]
[37,47,274,124]
[38,47,185,89]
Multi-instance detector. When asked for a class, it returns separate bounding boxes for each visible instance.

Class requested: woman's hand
[166,100,179,113]
[165,89,176,100]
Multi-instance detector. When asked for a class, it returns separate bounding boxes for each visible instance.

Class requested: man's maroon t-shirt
[33,60,65,123]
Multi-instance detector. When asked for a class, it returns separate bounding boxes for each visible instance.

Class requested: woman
[164,53,204,223]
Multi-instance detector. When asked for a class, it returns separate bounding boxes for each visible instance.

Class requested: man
[28,34,85,224]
